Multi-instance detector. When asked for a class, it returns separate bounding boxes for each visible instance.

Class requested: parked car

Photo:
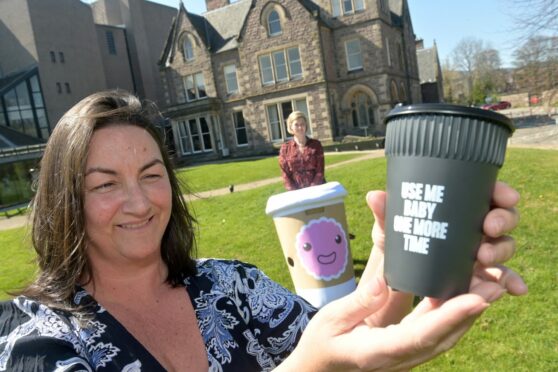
[481,101,512,111]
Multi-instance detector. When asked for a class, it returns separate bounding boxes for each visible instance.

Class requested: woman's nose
[122,183,151,215]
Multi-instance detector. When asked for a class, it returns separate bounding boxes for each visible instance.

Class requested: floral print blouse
[0,259,317,371]
[279,138,325,191]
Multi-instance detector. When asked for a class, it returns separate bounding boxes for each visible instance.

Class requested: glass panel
[33,93,44,108]
[195,73,206,98]
[358,102,367,128]
[184,38,194,60]
[355,0,364,11]
[185,75,195,101]
[177,121,191,154]
[287,48,302,78]
[234,111,247,145]
[30,75,40,92]
[273,51,288,82]
[4,89,17,108]
[106,31,116,55]
[224,64,238,93]
[199,117,212,150]
[189,119,202,152]
[331,0,341,17]
[267,105,281,141]
[268,10,282,35]
[281,101,293,138]
[346,39,362,70]
[259,55,274,85]
[343,0,353,14]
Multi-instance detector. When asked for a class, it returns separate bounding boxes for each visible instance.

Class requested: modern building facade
[159,0,421,162]
[0,0,175,148]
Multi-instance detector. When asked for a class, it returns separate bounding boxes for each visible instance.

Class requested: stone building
[159,0,421,161]
[416,39,444,103]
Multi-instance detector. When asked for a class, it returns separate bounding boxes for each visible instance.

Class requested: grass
[176,152,363,193]
[1,147,556,370]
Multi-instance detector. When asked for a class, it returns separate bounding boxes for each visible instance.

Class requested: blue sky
[107,0,522,67]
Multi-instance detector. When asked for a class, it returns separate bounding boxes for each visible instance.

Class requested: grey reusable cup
[383,104,514,299]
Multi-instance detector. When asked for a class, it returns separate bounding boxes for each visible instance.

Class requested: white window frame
[258,47,303,86]
[183,72,207,102]
[265,96,309,142]
[331,0,365,17]
[224,64,239,94]
[267,10,282,36]
[345,39,363,71]
[176,116,214,155]
[232,110,248,146]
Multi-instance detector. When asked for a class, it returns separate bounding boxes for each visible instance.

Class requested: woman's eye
[92,182,115,191]
[143,173,162,181]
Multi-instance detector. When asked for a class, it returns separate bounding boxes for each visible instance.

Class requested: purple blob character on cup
[295,217,349,280]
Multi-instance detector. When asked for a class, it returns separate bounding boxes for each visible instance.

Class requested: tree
[513,35,558,106]
[508,0,558,39]
[450,38,504,105]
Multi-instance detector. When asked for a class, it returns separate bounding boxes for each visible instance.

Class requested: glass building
[0,65,50,141]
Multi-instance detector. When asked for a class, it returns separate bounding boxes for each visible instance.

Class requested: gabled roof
[202,0,252,53]
[159,0,252,66]
[417,45,440,83]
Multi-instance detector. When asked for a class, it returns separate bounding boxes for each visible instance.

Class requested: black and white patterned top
[0,259,317,371]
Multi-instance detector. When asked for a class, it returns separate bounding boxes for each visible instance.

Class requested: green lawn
[176,152,363,193]
[1,147,556,370]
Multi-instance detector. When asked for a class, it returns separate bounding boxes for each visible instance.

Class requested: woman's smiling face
[83,124,172,268]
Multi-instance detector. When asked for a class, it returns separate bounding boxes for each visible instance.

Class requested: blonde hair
[286,111,308,134]
[21,90,197,317]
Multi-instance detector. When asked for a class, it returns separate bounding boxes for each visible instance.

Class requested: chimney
[415,38,424,50]
[205,0,230,11]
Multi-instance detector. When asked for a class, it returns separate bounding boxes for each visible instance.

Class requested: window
[224,64,238,94]
[183,73,207,102]
[386,38,392,66]
[267,10,282,36]
[59,52,65,63]
[1,73,49,139]
[331,0,364,17]
[350,92,376,128]
[183,37,194,61]
[345,39,363,71]
[56,82,62,94]
[106,31,117,55]
[399,82,407,103]
[176,116,213,154]
[50,51,56,63]
[65,82,71,94]
[233,111,248,146]
[266,97,309,141]
[259,47,303,86]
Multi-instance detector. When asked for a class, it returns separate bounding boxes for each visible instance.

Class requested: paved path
[0,150,384,231]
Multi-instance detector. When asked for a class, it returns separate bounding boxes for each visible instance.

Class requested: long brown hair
[22,90,197,315]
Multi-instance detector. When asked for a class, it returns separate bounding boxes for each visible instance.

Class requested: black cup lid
[384,103,514,133]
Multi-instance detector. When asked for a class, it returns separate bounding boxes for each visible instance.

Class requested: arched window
[268,10,282,36]
[350,92,375,128]
[183,36,194,61]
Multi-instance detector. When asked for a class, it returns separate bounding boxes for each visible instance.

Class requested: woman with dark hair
[0,90,527,371]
